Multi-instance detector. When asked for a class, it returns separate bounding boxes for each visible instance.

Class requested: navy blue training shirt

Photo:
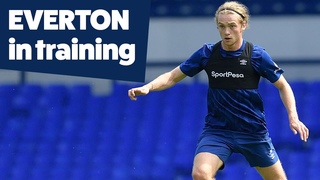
[179,40,284,135]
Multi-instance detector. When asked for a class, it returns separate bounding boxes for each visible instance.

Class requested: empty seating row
[150,0,320,17]
[0,81,318,179]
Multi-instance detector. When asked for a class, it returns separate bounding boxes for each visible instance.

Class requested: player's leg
[192,152,224,180]
[237,134,286,180]
[192,132,233,180]
[255,160,287,180]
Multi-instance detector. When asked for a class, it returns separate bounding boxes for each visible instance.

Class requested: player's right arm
[128,66,187,100]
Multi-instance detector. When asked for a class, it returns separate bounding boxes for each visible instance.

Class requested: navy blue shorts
[195,130,279,169]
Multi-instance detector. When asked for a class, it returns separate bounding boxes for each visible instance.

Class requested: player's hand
[128,86,150,100]
[289,119,309,142]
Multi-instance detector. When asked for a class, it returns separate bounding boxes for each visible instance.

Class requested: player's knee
[192,164,216,180]
[256,161,287,180]
[262,171,287,180]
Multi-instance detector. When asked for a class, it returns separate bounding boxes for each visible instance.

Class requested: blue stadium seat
[41,120,63,140]
[174,139,196,171]
[85,96,107,119]
[31,165,50,179]
[19,84,43,98]
[11,152,34,179]
[67,84,91,112]
[0,154,12,179]
[289,81,308,118]
[131,151,154,179]
[35,142,55,164]
[0,99,11,121]
[0,84,17,119]
[151,161,175,180]
[309,139,320,165]
[70,164,89,180]
[89,153,112,179]
[69,84,91,97]
[40,84,68,108]
[301,81,320,137]
[308,140,320,179]
[286,151,309,180]
[50,166,70,180]
[308,166,319,180]
[245,168,262,180]
[21,117,42,141]
[0,84,18,97]
[220,161,248,180]
[11,84,43,111]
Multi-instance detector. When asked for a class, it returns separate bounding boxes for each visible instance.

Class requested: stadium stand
[0,1,319,179]
[0,80,319,179]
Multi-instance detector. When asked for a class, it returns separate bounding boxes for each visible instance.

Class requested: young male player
[128,1,309,179]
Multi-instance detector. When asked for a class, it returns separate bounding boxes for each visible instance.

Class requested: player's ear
[241,22,247,31]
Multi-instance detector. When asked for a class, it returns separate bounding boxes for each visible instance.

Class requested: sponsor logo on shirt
[211,71,244,78]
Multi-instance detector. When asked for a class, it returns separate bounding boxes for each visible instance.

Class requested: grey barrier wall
[147,16,320,61]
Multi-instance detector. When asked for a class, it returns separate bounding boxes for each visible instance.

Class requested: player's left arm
[273,75,309,142]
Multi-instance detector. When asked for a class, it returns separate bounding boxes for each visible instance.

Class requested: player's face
[217,13,245,51]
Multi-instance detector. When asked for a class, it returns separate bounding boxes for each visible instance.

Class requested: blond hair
[214,1,250,28]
